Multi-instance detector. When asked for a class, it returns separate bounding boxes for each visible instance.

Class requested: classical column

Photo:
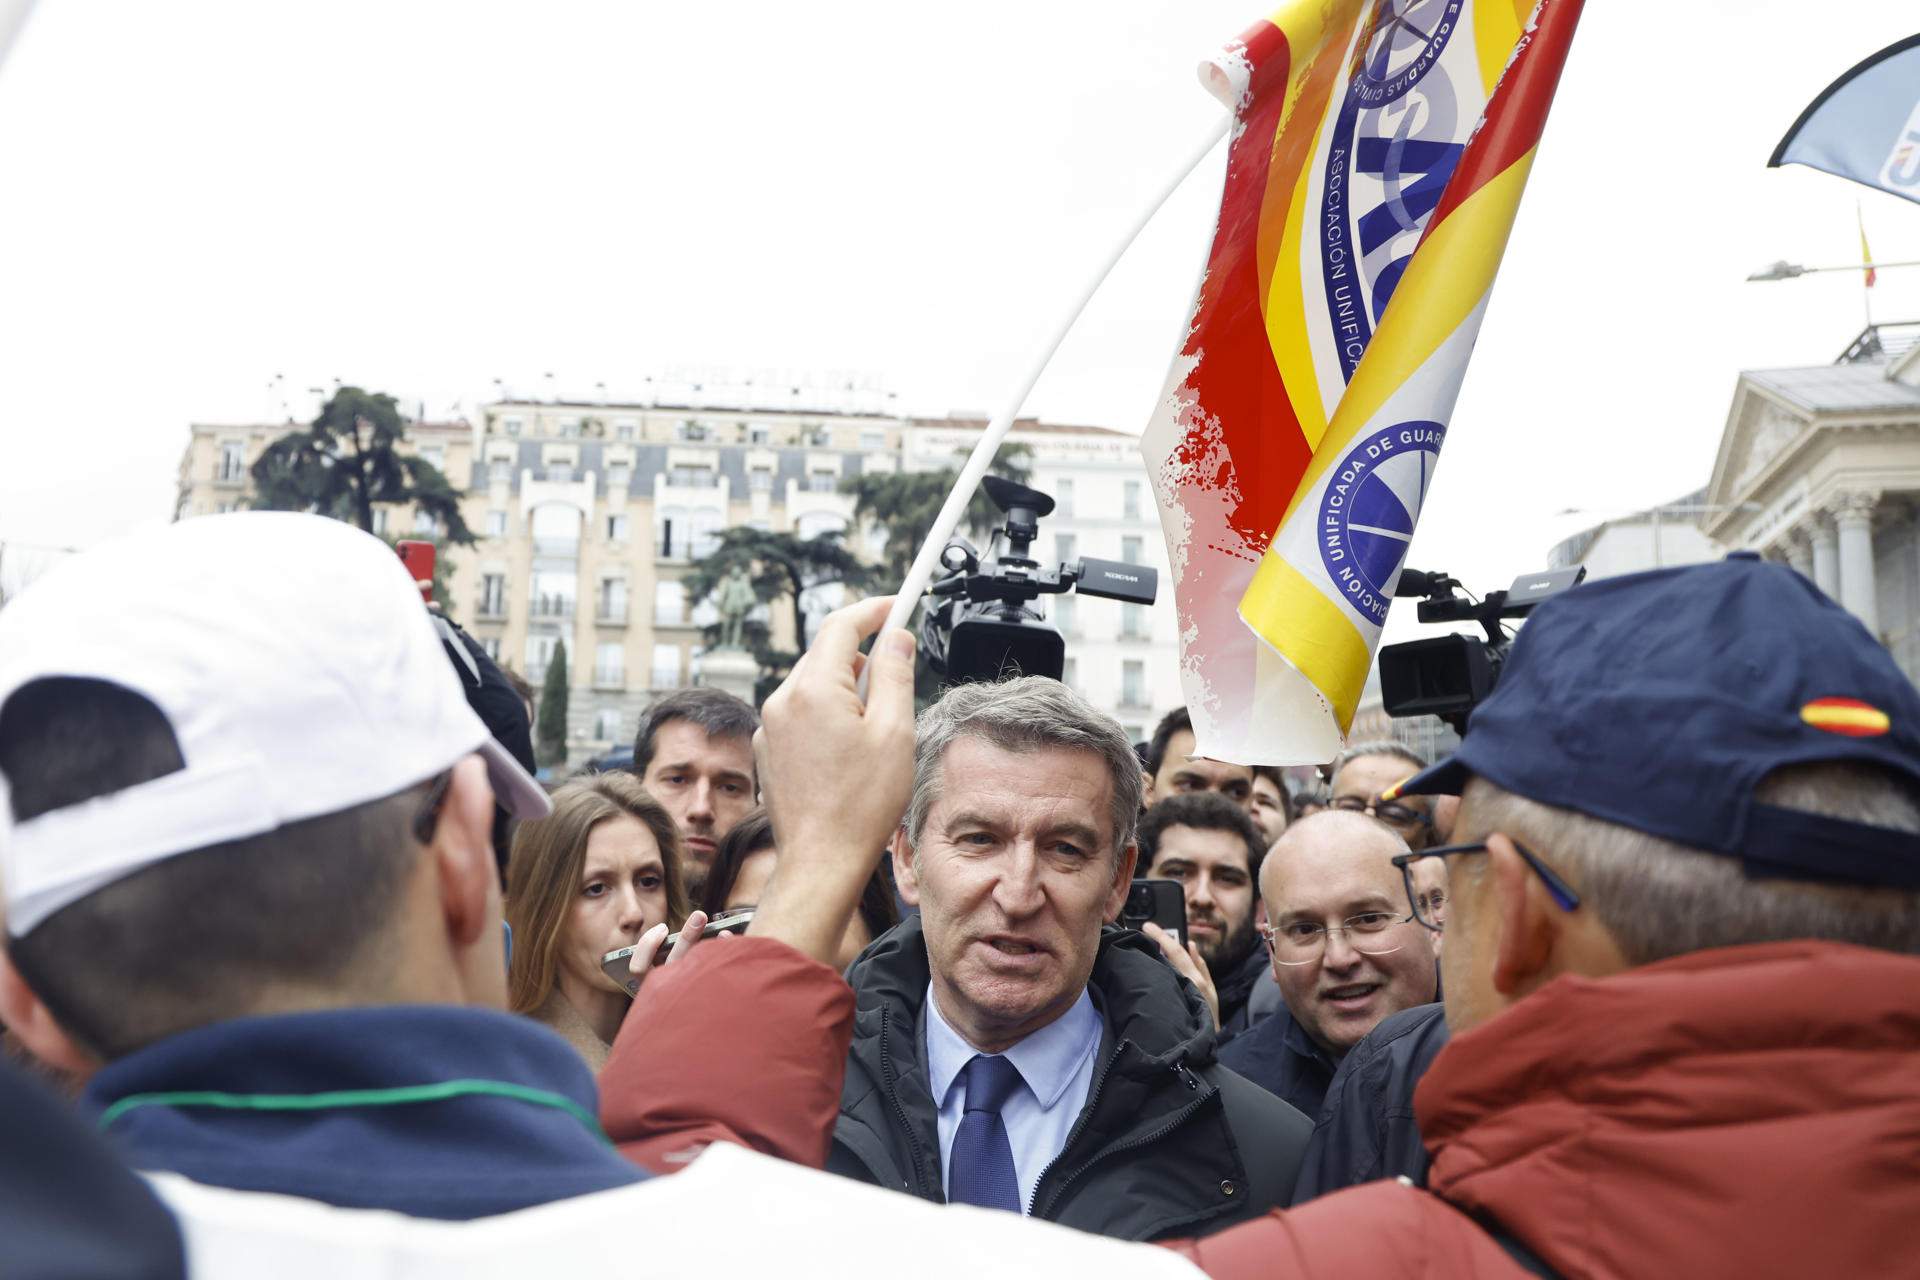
[1833,491,1880,636]
[1783,530,1814,581]
[1807,515,1840,599]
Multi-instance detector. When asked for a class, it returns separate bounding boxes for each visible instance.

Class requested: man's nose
[1321,925,1365,972]
[685,777,714,822]
[991,844,1046,916]
[1187,874,1216,912]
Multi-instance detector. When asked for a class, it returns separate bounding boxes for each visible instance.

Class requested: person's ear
[889,827,920,908]
[1486,832,1556,998]
[0,952,98,1077]
[1104,842,1140,918]
[434,755,499,951]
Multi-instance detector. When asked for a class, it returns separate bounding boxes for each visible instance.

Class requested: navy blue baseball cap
[1391,553,1920,889]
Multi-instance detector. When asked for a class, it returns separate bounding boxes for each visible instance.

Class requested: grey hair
[906,676,1143,860]
[1461,763,1920,965]
[1332,739,1428,783]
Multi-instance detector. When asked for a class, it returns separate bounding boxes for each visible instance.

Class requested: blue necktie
[948,1054,1024,1212]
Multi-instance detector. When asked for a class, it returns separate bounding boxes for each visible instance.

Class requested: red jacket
[1170,941,1920,1278]
[599,937,856,1173]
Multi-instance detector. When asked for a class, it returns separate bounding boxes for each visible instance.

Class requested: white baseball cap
[0,512,551,937]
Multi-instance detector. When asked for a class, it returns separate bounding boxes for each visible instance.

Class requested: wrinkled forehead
[1331,754,1426,804]
[928,735,1115,836]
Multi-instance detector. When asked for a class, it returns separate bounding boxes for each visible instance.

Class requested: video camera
[920,475,1158,685]
[1376,565,1586,734]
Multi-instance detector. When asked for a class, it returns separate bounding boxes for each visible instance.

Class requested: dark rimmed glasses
[1390,839,1581,932]
[1331,794,1433,830]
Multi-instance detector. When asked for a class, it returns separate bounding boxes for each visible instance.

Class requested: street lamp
[1747,258,1920,282]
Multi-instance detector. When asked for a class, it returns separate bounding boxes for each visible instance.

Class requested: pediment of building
[1707,379,1815,509]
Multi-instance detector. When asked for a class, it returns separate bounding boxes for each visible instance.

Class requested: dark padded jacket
[826,917,1313,1241]
[1292,1002,1449,1203]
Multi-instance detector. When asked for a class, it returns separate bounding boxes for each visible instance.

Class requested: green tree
[684,527,874,692]
[840,443,1034,586]
[536,638,570,768]
[250,387,476,545]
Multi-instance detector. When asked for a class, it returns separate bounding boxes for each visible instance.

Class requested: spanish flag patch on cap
[1800,697,1892,737]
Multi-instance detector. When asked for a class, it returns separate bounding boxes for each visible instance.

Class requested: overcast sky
[2,0,1917,626]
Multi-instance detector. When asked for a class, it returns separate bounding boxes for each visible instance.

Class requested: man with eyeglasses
[1216,811,1439,1121]
[1327,741,1435,850]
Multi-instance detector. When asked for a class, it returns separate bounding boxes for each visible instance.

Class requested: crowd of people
[2,514,1917,1278]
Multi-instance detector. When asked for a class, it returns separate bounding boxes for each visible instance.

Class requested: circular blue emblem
[1316,421,1445,626]
[1351,0,1464,107]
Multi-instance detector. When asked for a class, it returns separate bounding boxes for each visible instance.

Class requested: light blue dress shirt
[925,983,1102,1214]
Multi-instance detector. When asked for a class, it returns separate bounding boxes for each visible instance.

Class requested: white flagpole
[0,0,37,74]
[864,110,1230,689]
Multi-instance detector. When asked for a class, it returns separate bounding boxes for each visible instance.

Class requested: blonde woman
[506,772,690,1071]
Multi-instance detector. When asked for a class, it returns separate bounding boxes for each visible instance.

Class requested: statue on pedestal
[715,564,757,651]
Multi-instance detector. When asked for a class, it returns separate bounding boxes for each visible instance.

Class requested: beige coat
[529,990,615,1074]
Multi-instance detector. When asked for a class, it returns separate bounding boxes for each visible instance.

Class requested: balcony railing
[529,596,575,619]
[592,666,626,689]
[475,598,507,621]
[532,537,580,559]
[596,606,629,626]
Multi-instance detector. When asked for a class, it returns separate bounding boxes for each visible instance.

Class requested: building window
[599,577,628,622]
[480,573,506,617]
[1055,533,1077,566]
[807,472,836,494]
[419,446,445,473]
[526,633,558,680]
[859,429,885,451]
[1056,478,1074,517]
[1120,603,1148,641]
[217,441,246,483]
[411,510,437,535]
[668,465,716,488]
[606,514,630,542]
[1061,657,1078,691]
[614,419,636,441]
[371,508,389,535]
[489,458,512,486]
[690,510,724,559]
[1055,594,1077,636]
[502,416,523,437]
[594,708,622,740]
[594,642,625,687]
[1121,535,1144,565]
[558,418,581,439]
[749,467,774,492]
[530,568,577,618]
[1123,479,1142,520]
[654,580,686,625]
[1122,659,1146,707]
[607,464,631,490]
[651,642,681,688]
[486,510,508,538]
[546,462,575,484]
[749,424,771,445]
[677,420,709,442]
[480,636,501,661]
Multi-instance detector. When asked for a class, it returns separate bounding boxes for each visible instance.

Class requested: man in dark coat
[1290,1001,1449,1202]
[826,676,1310,1240]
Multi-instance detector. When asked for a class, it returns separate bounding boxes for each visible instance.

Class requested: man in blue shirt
[827,676,1311,1240]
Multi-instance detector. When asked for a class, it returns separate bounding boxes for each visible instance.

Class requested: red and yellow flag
[1141,0,1584,763]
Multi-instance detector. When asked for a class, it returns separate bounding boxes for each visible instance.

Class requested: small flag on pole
[1860,204,1877,287]
[1771,35,1920,208]
[1141,0,1585,764]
